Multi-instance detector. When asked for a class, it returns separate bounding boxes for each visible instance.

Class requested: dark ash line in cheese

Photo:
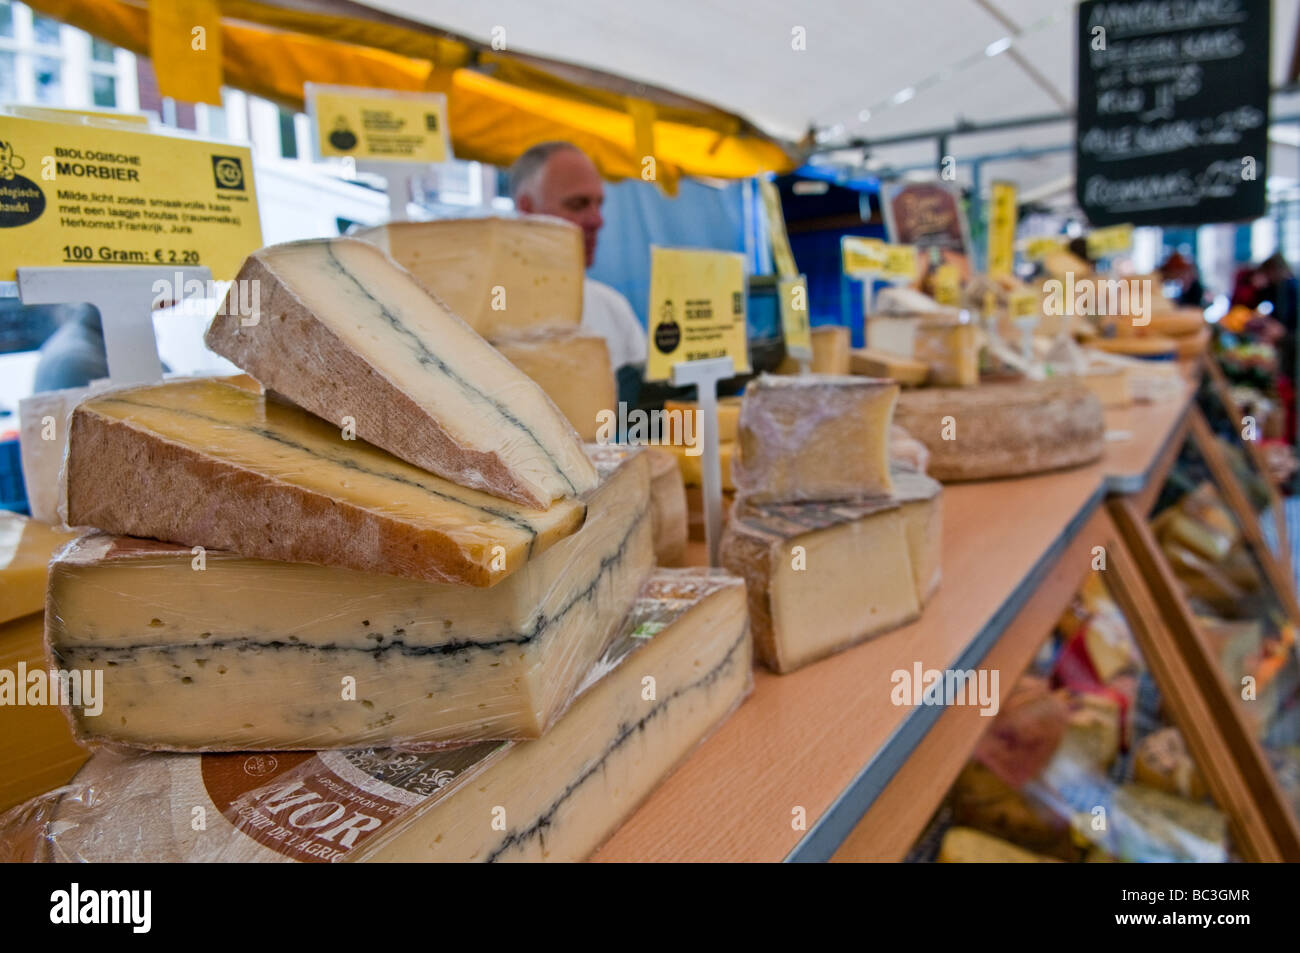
[482,624,748,863]
[322,242,583,496]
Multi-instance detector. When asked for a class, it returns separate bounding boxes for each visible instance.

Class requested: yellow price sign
[758,177,798,279]
[778,275,812,361]
[931,264,961,306]
[842,236,917,282]
[1009,289,1040,318]
[307,84,450,163]
[1086,224,1133,259]
[1023,236,1066,261]
[0,114,261,281]
[646,247,749,382]
[987,181,1016,279]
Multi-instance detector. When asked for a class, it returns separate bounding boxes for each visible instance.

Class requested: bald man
[509,143,647,384]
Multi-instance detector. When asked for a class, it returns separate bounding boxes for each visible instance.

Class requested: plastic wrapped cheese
[2,569,752,863]
[46,446,652,751]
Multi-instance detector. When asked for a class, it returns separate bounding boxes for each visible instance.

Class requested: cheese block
[892,469,942,605]
[1079,364,1132,408]
[890,423,930,474]
[64,379,585,587]
[205,238,597,508]
[646,448,688,567]
[355,216,584,337]
[49,446,651,751]
[686,486,735,542]
[0,512,74,625]
[777,325,850,375]
[16,570,752,862]
[1134,727,1208,801]
[849,348,929,386]
[721,497,919,673]
[893,379,1105,482]
[734,374,897,504]
[0,613,88,813]
[663,396,742,444]
[668,440,735,491]
[1115,307,1205,339]
[937,827,1061,863]
[1089,335,1177,359]
[867,315,979,387]
[492,329,615,441]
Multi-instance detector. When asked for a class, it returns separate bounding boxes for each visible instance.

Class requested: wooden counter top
[593,381,1198,863]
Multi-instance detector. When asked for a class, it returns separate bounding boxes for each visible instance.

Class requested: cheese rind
[23,570,752,862]
[493,330,616,442]
[205,238,596,508]
[0,512,74,625]
[64,379,584,587]
[735,374,897,504]
[356,216,584,337]
[50,446,650,750]
[721,497,920,672]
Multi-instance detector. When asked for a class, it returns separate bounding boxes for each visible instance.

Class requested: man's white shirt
[582,277,647,369]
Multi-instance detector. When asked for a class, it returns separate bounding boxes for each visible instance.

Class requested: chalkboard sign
[1076,0,1270,227]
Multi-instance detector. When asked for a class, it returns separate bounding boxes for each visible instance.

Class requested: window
[0,2,13,39]
[90,37,114,63]
[32,53,59,103]
[91,71,114,107]
[30,12,58,46]
[0,50,14,101]
[278,107,298,159]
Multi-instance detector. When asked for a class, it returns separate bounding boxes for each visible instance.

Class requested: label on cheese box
[0,114,261,280]
[646,246,749,381]
[841,235,917,282]
[778,275,812,361]
[307,83,450,162]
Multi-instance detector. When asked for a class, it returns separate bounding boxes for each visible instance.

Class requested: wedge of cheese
[778,325,851,375]
[668,440,735,491]
[893,469,942,605]
[646,448,688,567]
[867,314,979,387]
[493,329,615,442]
[849,348,929,386]
[721,497,920,673]
[0,512,75,625]
[663,396,742,444]
[205,238,596,508]
[64,379,584,587]
[355,216,584,337]
[0,613,88,813]
[50,446,650,751]
[24,570,751,862]
[735,374,897,504]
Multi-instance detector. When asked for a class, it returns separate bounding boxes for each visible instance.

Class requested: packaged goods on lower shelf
[721,496,920,673]
[645,449,688,567]
[65,379,587,587]
[733,374,898,504]
[3,570,752,863]
[937,826,1061,863]
[893,378,1105,482]
[492,329,616,441]
[1134,727,1208,801]
[0,511,75,625]
[47,446,652,751]
[0,613,88,813]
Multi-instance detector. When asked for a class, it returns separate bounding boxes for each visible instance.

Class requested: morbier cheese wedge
[664,396,742,444]
[893,379,1105,482]
[734,374,897,504]
[778,324,851,375]
[23,569,752,862]
[205,238,597,508]
[721,497,920,673]
[646,448,688,567]
[492,329,615,442]
[0,512,75,625]
[64,379,584,587]
[355,216,584,337]
[0,613,88,812]
[50,446,651,750]
[937,827,1062,863]
[849,347,929,386]
[892,469,942,605]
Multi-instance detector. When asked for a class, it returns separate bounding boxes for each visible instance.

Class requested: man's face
[517,149,605,267]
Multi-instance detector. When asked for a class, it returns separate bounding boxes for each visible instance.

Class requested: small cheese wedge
[356,216,584,337]
[646,448,688,567]
[663,396,742,444]
[64,379,585,587]
[778,325,851,375]
[26,570,752,862]
[0,512,75,625]
[721,497,920,672]
[892,469,942,605]
[206,238,597,508]
[734,374,897,504]
[492,329,616,441]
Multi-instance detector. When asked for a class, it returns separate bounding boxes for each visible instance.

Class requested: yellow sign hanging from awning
[987,181,1016,279]
[0,114,261,280]
[646,247,749,382]
[306,84,451,163]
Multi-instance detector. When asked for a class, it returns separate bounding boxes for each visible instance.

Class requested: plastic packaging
[45,445,653,751]
[2,569,753,863]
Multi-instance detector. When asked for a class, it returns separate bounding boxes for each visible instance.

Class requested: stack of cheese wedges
[23,235,753,861]
[721,374,943,673]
